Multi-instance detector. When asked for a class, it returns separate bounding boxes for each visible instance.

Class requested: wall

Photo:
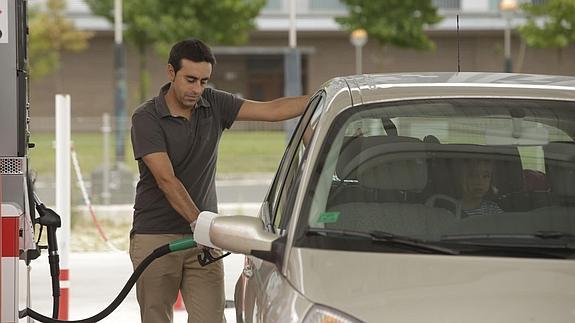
[28,30,575,132]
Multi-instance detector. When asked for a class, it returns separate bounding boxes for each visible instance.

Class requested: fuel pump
[1,0,37,322]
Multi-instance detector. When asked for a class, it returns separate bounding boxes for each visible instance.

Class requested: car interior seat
[543,142,575,206]
[493,146,552,211]
[526,141,575,234]
[328,135,422,206]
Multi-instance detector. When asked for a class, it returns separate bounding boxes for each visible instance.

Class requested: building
[29,0,575,132]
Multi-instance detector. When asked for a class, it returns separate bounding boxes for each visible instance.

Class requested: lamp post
[350,28,368,75]
[500,0,518,73]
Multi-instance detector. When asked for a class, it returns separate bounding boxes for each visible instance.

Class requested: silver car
[198,72,575,323]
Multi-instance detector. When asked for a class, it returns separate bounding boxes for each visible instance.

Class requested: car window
[274,94,326,233]
[263,93,326,233]
[296,98,575,259]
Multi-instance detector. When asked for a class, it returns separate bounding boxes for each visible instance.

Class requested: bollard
[56,94,71,320]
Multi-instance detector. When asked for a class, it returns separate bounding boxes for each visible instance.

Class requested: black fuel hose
[19,237,196,323]
[46,225,60,319]
[34,200,62,319]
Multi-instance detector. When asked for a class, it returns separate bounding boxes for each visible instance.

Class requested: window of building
[432,0,461,10]
[263,0,283,11]
[530,0,546,5]
[309,0,346,11]
[489,0,501,11]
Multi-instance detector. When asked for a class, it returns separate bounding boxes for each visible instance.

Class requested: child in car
[459,159,503,217]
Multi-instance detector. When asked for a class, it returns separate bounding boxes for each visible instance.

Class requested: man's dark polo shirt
[130,83,244,235]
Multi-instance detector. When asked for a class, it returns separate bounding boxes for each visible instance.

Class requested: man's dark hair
[168,39,216,74]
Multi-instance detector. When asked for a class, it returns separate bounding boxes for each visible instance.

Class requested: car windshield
[297,98,575,258]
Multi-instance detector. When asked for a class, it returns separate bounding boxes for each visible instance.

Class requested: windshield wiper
[533,231,575,239]
[441,231,575,249]
[306,228,459,255]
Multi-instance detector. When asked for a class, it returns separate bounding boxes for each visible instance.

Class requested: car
[196,72,575,323]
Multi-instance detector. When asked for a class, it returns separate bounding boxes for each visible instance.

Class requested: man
[130,38,309,323]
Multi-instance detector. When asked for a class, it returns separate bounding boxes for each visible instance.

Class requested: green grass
[218,131,287,173]
[28,131,286,177]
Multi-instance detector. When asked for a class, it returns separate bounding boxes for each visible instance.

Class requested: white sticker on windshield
[0,0,8,44]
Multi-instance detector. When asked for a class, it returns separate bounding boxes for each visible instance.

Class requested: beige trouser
[129,234,226,323]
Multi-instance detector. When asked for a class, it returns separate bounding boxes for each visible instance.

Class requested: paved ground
[18,251,245,322]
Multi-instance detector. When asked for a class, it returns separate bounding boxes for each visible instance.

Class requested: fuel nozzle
[166,236,230,267]
[193,211,231,266]
[198,248,230,267]
[34,193,62,254]
[37,201,61,267]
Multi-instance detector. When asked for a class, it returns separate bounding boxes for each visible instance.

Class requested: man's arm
[236,95,310,122]
[142,152,200,224]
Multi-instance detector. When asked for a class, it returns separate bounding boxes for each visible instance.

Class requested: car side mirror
[195,212,282,264]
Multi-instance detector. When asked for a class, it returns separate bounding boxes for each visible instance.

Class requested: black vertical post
[504,57,513,73]
[114,43,126,163]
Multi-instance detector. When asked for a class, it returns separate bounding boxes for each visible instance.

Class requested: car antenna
[457,14,461,72]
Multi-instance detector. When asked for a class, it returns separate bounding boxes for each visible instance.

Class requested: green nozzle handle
[169,237,197,252]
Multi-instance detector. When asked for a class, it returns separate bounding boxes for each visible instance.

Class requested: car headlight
[302,304,364,323]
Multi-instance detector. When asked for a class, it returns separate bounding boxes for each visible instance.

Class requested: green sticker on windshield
[318,212,340,224]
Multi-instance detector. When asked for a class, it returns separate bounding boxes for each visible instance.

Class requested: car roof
[318,72,575,119]
[347,72,575,88]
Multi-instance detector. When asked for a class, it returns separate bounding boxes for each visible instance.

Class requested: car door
[235,92,326,323]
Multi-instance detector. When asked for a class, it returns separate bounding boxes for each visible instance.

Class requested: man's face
[168,58,212,109]
[461,161,493,200]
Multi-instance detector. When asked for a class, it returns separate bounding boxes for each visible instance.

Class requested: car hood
[287,248,575,323]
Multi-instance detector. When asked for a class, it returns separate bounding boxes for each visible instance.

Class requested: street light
[500,0,518,73]
[350,28,368,75]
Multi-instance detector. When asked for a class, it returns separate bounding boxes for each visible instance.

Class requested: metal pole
[114,0,126,163]
[355,45,362,75]
[350,29,367,75]
[55,94,71,320]
[504,15,512,72]
[289,0,296,48]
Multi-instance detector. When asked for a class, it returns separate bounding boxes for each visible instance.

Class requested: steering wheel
[425,194,462,218]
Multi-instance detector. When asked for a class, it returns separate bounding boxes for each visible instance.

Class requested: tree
[28,0,93,81]
[518,0,575,50]
[336,0,443,51]
[86,0,266,103]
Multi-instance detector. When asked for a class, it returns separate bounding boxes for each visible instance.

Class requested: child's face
[461,161,493,200]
